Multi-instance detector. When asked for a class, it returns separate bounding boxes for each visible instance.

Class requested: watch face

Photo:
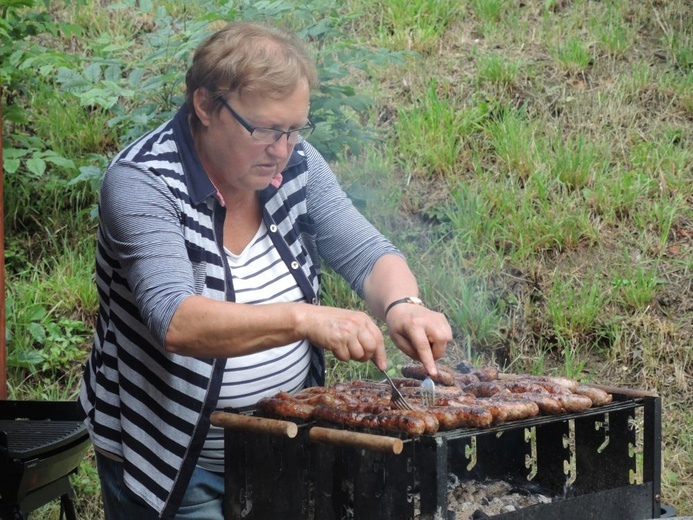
[408,297,423,305]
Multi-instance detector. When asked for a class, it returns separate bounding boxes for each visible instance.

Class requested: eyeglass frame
[218,97,315,145]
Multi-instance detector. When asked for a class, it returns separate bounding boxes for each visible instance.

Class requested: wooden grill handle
[210,411,298,438]
[309,426,403,455]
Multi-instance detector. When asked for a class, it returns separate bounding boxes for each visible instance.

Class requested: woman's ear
[193,88,214,128]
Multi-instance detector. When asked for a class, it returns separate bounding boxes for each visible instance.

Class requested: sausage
[511,393,565,415]
[514,377,572,395]
[574,385,613,406]
[398,385,465,400]
[316,406,429,436]
[454,373,480,386]
[444,396,512,424]
[313,404,370,427]
[551,393,593,413]
[540,376,580,392]
[293,389,353,407]
[401,362,457,386]
[501,381,549,394]
[488,396,540,421]
[473,366,499,382]
[513,375,579,393]
[462,382,511,398]
[456,361,499,382]
[344,402,390,414]
[256,395,315,420]
[294,386,332,396]
[391,378,426,388]
[333,381,389,393]
[380,409,440,435]
[428,405,494,429]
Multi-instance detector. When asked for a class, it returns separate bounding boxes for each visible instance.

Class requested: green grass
[3,0,692,516]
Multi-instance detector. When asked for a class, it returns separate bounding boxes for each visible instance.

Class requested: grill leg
[60,493,77,520]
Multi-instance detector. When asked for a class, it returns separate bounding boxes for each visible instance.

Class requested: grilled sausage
[401,362,457,386]
[473,366,500,382]
[257,394,315,420]
[333,380,389,392]
[381,409,440,435]
[551,393,593,412]
[456,361,499,382]
[462,381,511,398]
[514,377,572,395]
[391,378,426,388]
[313,405,429,436]
[513,375,579,393]
[501,381,550,394]
[488,396,540,421]
[574,385,613,406]
[443,396,512,424]
[454,373,480,386]
[399,385,466,400]
[428,405,494,429]
[510,393,565,415]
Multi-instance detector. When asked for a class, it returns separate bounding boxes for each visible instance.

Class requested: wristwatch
[385,296,425,317]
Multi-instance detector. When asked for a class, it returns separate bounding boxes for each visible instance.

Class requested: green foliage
[395,79,465,178]
[551,37,592,74]
[6,297,91,374]
[355,0,463,53]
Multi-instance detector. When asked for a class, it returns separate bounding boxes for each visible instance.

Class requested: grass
[2,0,692,517]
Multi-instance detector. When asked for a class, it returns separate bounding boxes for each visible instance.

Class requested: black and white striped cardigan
[79,104,401,517]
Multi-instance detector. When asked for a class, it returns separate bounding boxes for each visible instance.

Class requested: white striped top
[197,221,310,472]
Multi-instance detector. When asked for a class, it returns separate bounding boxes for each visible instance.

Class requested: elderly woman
[80,21,451,519]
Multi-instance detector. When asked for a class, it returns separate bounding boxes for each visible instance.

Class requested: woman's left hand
[385,304,452,377]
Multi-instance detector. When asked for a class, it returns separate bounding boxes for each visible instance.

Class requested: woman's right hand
[297,305,387,368]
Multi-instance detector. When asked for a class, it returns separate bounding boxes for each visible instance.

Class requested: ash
[416,475,553,519]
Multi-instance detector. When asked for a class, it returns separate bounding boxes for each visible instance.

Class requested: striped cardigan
[79,104,401,517]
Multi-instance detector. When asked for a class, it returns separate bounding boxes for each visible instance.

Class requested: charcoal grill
[0,400,90,520]
[212,385,662,520]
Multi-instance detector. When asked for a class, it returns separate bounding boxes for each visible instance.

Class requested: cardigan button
[291,261,299,269]
[269,224,278,233]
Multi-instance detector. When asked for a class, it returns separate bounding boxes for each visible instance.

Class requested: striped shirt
[197,221,310,472]
[79,103,402,518]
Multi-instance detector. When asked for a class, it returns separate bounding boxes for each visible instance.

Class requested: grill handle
[309,427,403,455]
[210,411,298,438]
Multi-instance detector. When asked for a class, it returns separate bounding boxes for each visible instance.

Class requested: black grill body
[222,392,661,520]
[0,401,90,520]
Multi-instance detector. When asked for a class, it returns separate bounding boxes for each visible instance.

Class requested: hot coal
[414,475,553,519]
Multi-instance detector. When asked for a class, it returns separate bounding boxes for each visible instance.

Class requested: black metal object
[0,401,90,520]
[222,393,661,520]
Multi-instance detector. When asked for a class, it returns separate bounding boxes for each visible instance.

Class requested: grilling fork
[421,375,436,407]
[371,359,413,411]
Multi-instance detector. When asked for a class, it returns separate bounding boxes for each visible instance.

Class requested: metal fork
[371,359,413,411]
[421,376,436,407]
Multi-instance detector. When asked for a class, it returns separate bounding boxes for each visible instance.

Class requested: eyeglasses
[219,97,315,145]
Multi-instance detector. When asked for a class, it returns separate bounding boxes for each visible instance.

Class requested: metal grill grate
[0,420,87,459]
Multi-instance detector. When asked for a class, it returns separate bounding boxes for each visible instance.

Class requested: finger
[429,338,448,360]
[371,341,388,371]
[405,328,439,377]
[356,321,385,362]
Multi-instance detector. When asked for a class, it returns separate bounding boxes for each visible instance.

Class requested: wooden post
[0,99,6,399]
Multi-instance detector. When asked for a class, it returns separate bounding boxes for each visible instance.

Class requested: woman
[80,20,452,519]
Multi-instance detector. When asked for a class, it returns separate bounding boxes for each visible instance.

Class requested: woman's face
[195,79,311,194]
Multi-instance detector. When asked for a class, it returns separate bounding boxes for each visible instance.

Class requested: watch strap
[385,296,425,317]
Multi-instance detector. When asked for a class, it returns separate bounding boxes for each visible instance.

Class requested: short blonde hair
[185,21,318,127]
